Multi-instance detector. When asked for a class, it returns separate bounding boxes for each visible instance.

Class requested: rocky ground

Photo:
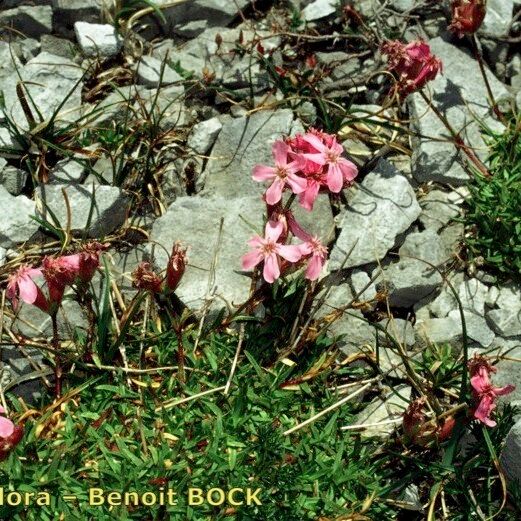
[1,0,521,509]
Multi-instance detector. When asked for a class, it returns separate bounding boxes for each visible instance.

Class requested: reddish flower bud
[449,0,487,38]
[381,40,442,98]
[165,242,187,292]
[0,407,23,462]
[132,262,163,293]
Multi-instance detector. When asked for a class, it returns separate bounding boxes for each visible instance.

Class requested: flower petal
[326,164,344,193]
[242,250,263,271]
[339,159,358,181]
[494,384,515,397]
[272,140,289,165]
[286,173,307,194]
[18,277,38,305]
[252,165,276,181]
[305,254,324,281]
[265,178,284,205]
[302,133,327,152]
[263,253,280,283]
[0,416,15,438]
[276,244,303,263]
[264,220,283,242]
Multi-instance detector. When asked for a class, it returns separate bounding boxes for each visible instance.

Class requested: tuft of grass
[463,115,521,279]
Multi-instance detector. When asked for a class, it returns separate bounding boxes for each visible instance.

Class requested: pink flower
[0,406,23,462]
[468,355,515,427]
[287,213,328,281]
[381,40,442,98]
[252,141,306,205]
[6,265,48,313]
[449,0,486,37]
[242,221,303,283]
[41,255,80,307]
[300,133,358,193]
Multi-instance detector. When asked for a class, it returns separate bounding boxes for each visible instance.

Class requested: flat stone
[302,0,337,21]
[427,271,464,318]
[493,342,521,405]
[448,309,495,347]
[0,186,39,248]
[52,0,104,36]
[36,184,129,238]
[187,117,223,155]
[74,22,122,57]
[135,87,187,130]
[1,52,84,130]
[0,6,53,39]
[202,109,294,197]
[0,165,27,196]
[40,35,77,59]
[354,385,412,438]
[501,418,521,486]
[1,345,49,404]
[419,189,461,231]
[134,55,183,87]
[496,284,521,310]
[50,158,86,184]
[399,228,447,264]
[481,0,514,37]
[329,159,421,270]
[0,42,22,92]
[149,195,265,312]
[457,278,489,315]
[350,269,377,304]
[487,309,521,338]
[409,37,509,185]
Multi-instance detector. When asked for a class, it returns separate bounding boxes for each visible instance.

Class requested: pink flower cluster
[468,355,515,427]
[7,242,106,315]
[243,130,358,283]
[0,406,23,462]
[381,40,442,98]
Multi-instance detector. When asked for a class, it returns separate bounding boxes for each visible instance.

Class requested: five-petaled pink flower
[381,40,442,98]
[6,265,48,313]
[300,133,358,193]
[252,141,306,205]
[287,212,328,281]
[0,406,23,462]
[468,355,515,427]
[449,0,486,38]
[242,221,303,283]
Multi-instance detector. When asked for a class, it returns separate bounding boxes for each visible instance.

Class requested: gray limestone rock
[74,22,122,57]
[481,0,514,37]
[202,109,294,197]
[301,0,337,21]
[187,117,223,155]
[329,159,421,270]
[36,184,128,238]
[149,195,265,312]
[1,52,84,130]
[0,186,39,248]
[409,37,509,186]
[134,56,183,87]
[50,159,86,184]
[0,6,53,39]
[500,418,521,487]
[419,189,462,231]
[0,165,27,196]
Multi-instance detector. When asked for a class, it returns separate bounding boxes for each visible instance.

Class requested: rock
[36,184,128,238]
[500,419,521,486]
[202,109,294,197]
[1,52,84,130]
[174,19,209,38]
[86,86,138,128]
[0,165,27,196]
[353,385,411,438]
[83,155,114,186]
[134,56,183,87]
[392,0,415,11]
[493,341,521,405]
[329,159,421,270]
[457,278,489,315]
[481,0,514,37]
[173,28,274,91]
[0,186,39,248]
[439,223,464,257]
[74,22,122,58]
[139,0,250,39]
[350,269,377,304]
[50,158,86,184]
[399,228,447,264]
[0,42,22,93]
[448,310,495,347]
[0,6,53,39]
[291,195,335,244]
[1,345,49,404]
[134,86,187,130]
[487,310,521,338]
[399,484,423,512]
[40,35,77,59]
[376,318,416,377]
[409,37,509,185]
[377,259,443,308]
[419,189,462,231]
[52,0,104,36]
[150,195,265,312]
[301,0,337,21]
[495,284,521,309]
[187,117,223,155]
